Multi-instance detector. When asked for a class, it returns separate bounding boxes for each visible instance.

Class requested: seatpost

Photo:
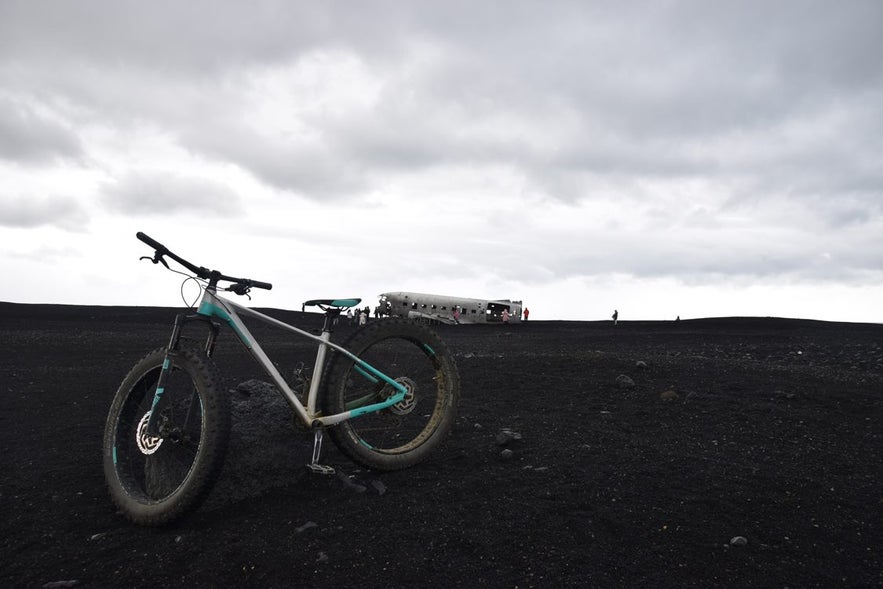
[322,308,341,333]
[306,307,342,476]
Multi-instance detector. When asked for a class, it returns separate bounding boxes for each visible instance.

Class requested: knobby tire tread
[102,346,230,526]
[321,319,460,471]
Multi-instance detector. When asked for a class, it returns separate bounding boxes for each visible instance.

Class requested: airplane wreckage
[378,292,523,325]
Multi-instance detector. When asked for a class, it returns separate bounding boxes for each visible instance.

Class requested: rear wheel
[322,319,460,470]
[102,347,229,526]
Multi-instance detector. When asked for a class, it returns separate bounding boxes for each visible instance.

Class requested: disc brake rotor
[136,411,163,455]
[386,376,417,416]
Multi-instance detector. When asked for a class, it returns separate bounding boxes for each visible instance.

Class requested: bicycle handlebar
[136,231,167,253]
[136,231,273,291]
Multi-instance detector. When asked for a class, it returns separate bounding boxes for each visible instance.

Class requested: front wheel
[102,347,229,526]
[322,319,460,471]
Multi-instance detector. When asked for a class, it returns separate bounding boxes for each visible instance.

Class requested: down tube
[196,297,312,424]
[205,296,409,426]
[227,299,411,418]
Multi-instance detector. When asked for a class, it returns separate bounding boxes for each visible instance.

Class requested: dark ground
[0,301,881,588]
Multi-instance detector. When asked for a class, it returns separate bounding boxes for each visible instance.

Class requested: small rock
[730,536,748,546]
[660,390,679,402]
[495,429,522,446]
[89,533,106,541]
[635,361,648,369]
[615,375,635,389]
[335,471,367,493]
[371,480,387,496]
[296,521,318,533]
[316,551,329,563]
[500,449,514,460]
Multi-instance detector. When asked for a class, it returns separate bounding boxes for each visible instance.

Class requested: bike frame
[154,286,409,430]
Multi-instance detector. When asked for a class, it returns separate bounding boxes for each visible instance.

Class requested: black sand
[1,302,880,587]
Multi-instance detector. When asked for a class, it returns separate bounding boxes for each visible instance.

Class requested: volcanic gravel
[1,303,881,588]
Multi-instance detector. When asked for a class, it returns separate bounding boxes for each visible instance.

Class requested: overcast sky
[1,1,881,322]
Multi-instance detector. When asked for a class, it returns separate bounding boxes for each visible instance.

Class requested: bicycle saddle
[302,298,362,309]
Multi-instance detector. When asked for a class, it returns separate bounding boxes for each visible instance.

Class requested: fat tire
[102,346,229,526]
[322,319,459,471]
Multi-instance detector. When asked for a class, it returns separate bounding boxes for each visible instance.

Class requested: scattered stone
[730,536,748,546]
[615,375,635,389]
[371,480,387,496]
[89,533,106,541]
[335,471,367,493]
[316,551,329,563]
[295,521,318,533]
[495,429,522,446]
[500,448,514,460]
[635,360,648,369]
[660,390,680,402]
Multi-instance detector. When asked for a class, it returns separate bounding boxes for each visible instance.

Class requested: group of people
[345,306,373,326]
[499,307,529,323]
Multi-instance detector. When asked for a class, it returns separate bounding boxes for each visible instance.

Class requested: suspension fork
[145,313,218,436]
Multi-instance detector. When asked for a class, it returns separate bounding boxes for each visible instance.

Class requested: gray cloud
[4,1,880,205]
[182,124,371,198]
[0,195,89,230]
[0,96,83,163]
[1,0,881,295]
[101,172,245,217]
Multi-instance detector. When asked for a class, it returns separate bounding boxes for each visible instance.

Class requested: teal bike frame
[155,286,408,430]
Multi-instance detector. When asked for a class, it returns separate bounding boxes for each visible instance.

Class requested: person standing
[501,308,510,323]
[612,309,618,325]
[523,308,529,321]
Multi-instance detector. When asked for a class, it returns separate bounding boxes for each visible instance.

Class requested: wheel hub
[136,411,163,455]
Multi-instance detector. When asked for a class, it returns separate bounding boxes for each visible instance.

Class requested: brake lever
[140,252,170,269]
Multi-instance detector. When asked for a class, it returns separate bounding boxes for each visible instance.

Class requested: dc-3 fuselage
[378,292,522,325]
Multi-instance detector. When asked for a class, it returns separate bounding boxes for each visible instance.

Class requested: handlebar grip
[252,280,272,291]
[136,232,167,252]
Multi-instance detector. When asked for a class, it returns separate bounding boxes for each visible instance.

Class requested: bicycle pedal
[306,463,335,475]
